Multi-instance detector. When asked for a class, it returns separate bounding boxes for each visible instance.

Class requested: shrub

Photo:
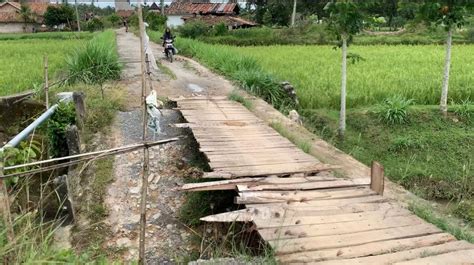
[453,99,473,122]
[85,17,104,32]
[178,21,210,39]
[47,102,76,157]
[105,13,122,28]
[145,12,167,31]
[376,96,414,125]
[464,28,474,43]
[65,31,121,86]
[213,22,228,36]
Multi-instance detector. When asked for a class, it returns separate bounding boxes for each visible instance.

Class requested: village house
[0,1,51,33]
[166,2,240,28]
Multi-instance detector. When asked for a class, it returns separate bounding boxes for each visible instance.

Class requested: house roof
[0,2,51,23]
[166,3,238,16]
[149,2,161,11]
[183,15,257,27]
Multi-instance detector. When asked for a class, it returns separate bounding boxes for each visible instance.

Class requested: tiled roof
[166,3,238,16]
[183,15,257,27]
[0,2,52,23]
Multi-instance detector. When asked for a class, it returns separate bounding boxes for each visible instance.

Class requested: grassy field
[231,45,474,110]
[0,32,93,96]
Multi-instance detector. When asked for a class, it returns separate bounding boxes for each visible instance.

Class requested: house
[183,15,256,29]
[148,2,162,13]
[115,0,134,19]
[0,1,50,33]
[166,2,239,28]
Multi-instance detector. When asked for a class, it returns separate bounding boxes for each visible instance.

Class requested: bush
[44,4,75,29]
[213,22,228,36]
[47,102,76,157]
[85,17,104,32]
[464,28,474,43]
[105,13,122,28]
[178,21,209,39]
[145,12,167,31]
[65,31,121,86]
[376,96,414,125]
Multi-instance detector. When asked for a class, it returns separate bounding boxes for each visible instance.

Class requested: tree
[19,5,33,32]
[291,0,297,26]
[44,5,75,29]
[419,0,470,116]
[325,1,364,138]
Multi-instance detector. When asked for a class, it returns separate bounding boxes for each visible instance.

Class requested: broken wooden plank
[236,179,365,191]
[269,223,442,254]
[276,233,457,263]
[204,164,341,179]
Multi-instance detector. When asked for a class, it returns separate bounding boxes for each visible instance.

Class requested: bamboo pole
[2,139,178,178]
[0,153,14,243]
[137,1,150,263]
[44,55,49,110]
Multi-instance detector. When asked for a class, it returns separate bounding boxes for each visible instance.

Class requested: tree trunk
[291,0,297,27]
[440,26,453,117]
[338,34,348,138]
[160,0,164,15]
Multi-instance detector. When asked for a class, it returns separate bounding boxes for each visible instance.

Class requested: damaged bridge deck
[176,97,474,264]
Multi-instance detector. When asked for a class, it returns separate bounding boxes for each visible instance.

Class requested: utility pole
[160,0,164,16]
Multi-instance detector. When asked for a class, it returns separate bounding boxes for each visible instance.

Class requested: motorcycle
[161,37,176,63]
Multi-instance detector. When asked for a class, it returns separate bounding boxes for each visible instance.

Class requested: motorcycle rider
[162,27,175,54]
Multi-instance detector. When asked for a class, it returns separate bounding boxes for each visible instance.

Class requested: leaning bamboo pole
[137,1,150,264]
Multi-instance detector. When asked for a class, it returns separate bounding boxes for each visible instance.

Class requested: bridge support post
[370,161,384,195]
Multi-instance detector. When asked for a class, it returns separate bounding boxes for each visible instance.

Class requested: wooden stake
[44,55,49,110]
[138,1,150,264]
[370,161,384,195]
[0,153,14,243]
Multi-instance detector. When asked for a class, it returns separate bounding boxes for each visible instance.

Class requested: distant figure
[162,27,174,46]
[123,19,129,32]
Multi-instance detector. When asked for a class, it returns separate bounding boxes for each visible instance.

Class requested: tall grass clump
[376,96,414,125]
[65,30,121,86]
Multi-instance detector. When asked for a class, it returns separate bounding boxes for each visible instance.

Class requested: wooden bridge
[177,97,474,264]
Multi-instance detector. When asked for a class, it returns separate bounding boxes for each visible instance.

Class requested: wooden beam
[370,161,384,195]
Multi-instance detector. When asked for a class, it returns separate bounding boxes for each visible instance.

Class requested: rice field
[231,45,474,109]
[0,33,92,97]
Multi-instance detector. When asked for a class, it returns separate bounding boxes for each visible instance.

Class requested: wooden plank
[269,223,442,254]
[210,161,324,170]
[236,179,365,191]
[181,176,343,191]
[236,188,376,204]
[393,249,474,265]
[371,161,385,195]
[237,194,386,208]
[258,215,424,240]
[276,233,457,263]
[314,240,474,265]
[203,165,340,179]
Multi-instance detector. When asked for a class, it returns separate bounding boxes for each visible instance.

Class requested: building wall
[0,3,18,13]
[167,15,184,28]
[0,23,37,33]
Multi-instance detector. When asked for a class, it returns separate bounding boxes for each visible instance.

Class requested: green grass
[228,91,253,110]
[0,32,97,97]
[230,45,474,109]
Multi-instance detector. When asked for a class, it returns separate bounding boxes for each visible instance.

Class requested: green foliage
[419,1,470,31]
[2,140,42,186]
[104,13,122,28]
[65,30,121,86]
[47,102,76,158]
[228,91,253,110]
[145,12,167,31]
[178,21,209,39]
[85,17,104,32]
[0,33,91,96]
[453,100,473,122]
[325,1,364,43]
[43,4,75,28]
[453,200,474,223]
[213,23,228,36]
[376,96,414,125]
[226,44,474,109]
